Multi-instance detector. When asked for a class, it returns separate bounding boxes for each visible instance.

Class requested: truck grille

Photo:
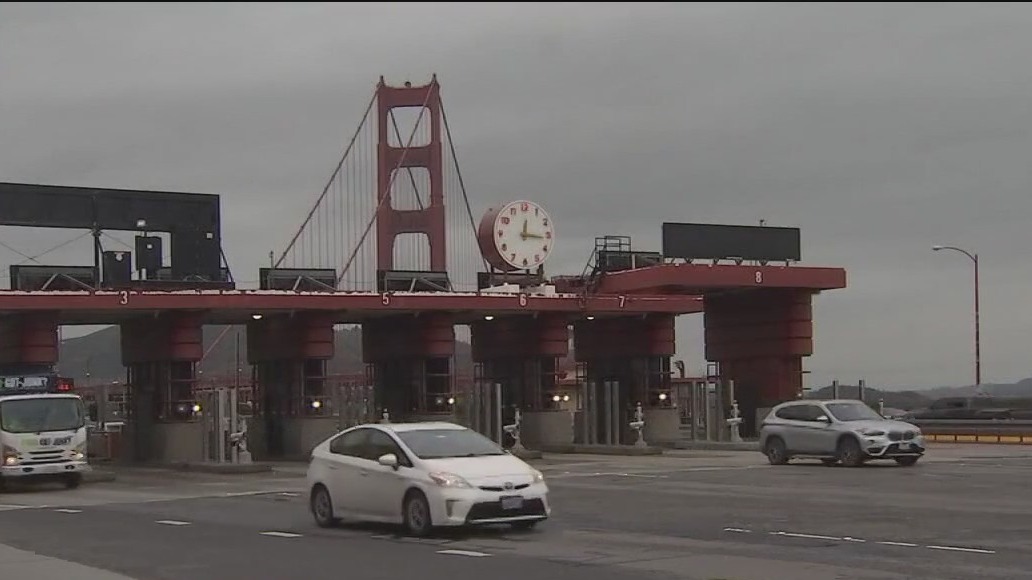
[23,451,69,465]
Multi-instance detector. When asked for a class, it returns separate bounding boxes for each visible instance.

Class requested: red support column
[363,314,455,421]
[704,289,815,435]
[247,313,336,459]
[375,76,446,271]
[120,312,204,463]
[572,314,677,445]
[470,314,569,407]
[470,314,570,447]
[0,313,59,367]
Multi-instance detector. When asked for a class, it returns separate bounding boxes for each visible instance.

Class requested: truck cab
[0,374,91,490]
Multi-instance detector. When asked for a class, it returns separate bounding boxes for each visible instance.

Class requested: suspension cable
[0,231,93,278]
[441,99,490,273]
[274,90,378,269]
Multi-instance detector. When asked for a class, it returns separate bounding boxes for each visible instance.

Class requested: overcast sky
[1,2,1031,390]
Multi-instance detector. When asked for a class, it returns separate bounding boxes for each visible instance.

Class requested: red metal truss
[558,263,847,295]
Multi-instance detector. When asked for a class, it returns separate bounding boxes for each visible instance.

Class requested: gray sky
[2,2,1031,390]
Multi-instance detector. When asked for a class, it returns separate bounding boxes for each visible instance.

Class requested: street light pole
[932,245,981,387]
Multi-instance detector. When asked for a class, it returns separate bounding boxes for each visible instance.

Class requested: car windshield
[397,428,506,459]
[825,402,884,422]
[0,398,86,434]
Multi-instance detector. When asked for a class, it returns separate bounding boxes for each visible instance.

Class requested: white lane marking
[437,549,492,558]
[549,465,762,479]
[224,491,283,498]
[927,545,996,555]
[770,531,842,541]
[155,520,191,526]
[260,531,303,538]
[54,509,82,514]
[549,472,667,479]
[738,529,996,556]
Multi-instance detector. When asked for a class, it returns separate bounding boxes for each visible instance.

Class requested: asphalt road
[2,446,1032,580]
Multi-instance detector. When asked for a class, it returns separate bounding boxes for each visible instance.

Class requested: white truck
[0,374,91,490]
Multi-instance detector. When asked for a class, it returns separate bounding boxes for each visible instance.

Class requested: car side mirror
[816,415,831,423]
[377,453,400,470]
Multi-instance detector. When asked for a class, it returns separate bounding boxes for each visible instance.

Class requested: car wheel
[64,474,82,489]
[310,485,339,528]
[837,436,864,467]
[895,456,920,467]
[510,520,538,531]
[403,491,433,537]
[764,437,789,465]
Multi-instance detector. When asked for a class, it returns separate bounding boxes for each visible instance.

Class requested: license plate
[500,496,524,510]
[899,442,910,449]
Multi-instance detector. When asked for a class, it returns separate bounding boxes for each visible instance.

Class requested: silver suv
[759,399,926,467]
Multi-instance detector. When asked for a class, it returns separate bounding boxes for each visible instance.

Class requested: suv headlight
[531,470,545,484]
[428,472,472,489]
[2,444,19,466]
[857,428,886,437]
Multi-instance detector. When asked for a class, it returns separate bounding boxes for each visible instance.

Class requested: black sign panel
[0,374,54,394]
[9,265,97,291]
[0,183,225,286]
[661,222,801,262]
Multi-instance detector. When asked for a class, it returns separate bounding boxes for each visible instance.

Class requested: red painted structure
[0,76,846,459]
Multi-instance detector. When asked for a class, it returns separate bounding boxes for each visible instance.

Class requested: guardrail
[910,419,1032,444]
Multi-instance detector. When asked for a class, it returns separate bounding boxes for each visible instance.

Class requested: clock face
[482,200,555,271]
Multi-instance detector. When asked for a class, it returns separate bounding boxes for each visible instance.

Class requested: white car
[306,421,550,536]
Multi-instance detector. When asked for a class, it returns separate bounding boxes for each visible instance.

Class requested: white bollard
[504,407,526,454]
[630,402,647,448]
[381,409,391,424]
[726,400,743,443]
[231,420,253,465]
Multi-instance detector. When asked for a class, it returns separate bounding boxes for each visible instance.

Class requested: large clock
[476,200,555,272]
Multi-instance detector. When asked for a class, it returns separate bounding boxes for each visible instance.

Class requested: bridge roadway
[1,444,1031,580]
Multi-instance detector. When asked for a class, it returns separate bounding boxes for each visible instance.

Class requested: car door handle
[359,469,369,477]
[328,465,338,471]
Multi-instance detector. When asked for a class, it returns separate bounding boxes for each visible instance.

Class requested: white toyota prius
[306,421,550,536]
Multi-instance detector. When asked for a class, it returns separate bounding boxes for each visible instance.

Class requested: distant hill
[921,379,1032,400]
[806,380,1032,411]
[805,384,933,411]
[55,325,477,383]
